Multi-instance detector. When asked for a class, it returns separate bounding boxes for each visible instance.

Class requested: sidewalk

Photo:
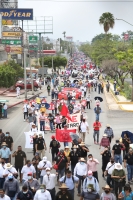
[0,87,45,108]
[104,81,133,112]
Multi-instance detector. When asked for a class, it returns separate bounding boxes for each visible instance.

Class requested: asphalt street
[1,87,133,197]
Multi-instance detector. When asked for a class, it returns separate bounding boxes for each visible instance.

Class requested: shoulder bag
[53,156,64,170]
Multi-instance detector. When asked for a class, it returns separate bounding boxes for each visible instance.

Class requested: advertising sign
[2,32,22,37]
[1,39,21,45]
[0,8,33,20]
[29,36,38,44]
[2,20,18,25]
[10,47,22,54]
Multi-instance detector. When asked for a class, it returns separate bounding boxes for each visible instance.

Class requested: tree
[39,56,67,71]
[115,49,133,101]
[99,12,115,33]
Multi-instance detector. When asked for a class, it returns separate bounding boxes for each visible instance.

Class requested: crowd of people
[0,52,132,200]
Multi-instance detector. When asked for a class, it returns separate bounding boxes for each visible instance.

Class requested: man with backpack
[82,170,100,193]
[49,135,60,163]
[59,170,79,200]
[47,85,51,96]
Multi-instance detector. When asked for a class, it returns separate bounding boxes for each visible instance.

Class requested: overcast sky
[18,0,133,42]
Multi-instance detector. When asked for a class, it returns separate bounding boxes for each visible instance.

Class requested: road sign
[29,36,38,44]
[1,39,21,45]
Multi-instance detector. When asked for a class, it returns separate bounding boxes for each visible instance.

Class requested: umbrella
[94,96,103,102]
[121,131,133,143]
[70,133,79,141]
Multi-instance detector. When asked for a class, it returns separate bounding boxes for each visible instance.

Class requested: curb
[119,104,133,112]
[8,91,42,109]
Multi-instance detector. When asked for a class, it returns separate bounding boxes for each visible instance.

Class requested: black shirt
[124,153,133,165]
[17,190,33,200]
[55,155,68,170]
[79,146,89,157]
[112,144,123,154]
[122,138,130,148]
[102,150,111,162]
[55,190,73,200]
[14,150,26,167]
[0,133,5,145]
[4,136,13,149]
[48,115,54,122]
[36,138,45,150]
[50,140,60,151]
[69,150,81,164]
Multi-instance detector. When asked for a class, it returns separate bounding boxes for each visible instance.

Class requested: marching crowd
[0,52,132,200]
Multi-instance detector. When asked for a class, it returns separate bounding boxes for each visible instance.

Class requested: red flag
[48,102,55,110]
[56,129,76,142]
[60,103,72,121]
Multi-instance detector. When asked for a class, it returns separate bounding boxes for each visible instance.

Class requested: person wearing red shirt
[93,120,101,145]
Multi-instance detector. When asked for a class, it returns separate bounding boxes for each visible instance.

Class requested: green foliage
[39,56,67,71]
[122,82,132,99]
[99,12,115,33]
[0,60,24,88]
[91,33,120,43]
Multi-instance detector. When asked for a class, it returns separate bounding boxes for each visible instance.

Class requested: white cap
[43,156,47,161]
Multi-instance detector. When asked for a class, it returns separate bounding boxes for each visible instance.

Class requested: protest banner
[24,131,44,148]
[81,100,87,107]
[67,113,81,129]
[48,102,55,110]
[56,129,76,142]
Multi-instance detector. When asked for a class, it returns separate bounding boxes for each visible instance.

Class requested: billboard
[29,36,38,44]
[2,20,18,25]
[0,8,33,20]
[1,39,21,45]
[2,32,22,37]
[10,47,22,54]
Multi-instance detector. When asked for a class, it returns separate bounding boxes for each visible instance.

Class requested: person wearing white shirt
[16,87,20,98]
[3,104,7,118]
[21,160,36,183]
[23,103,29,122]
[0,158,6,188]
[74,158,87,196]
[105,158,115,188]
[82,170,100,193]
[37,157,52,184]
[80,118,89,142]
[3,163,18,181]
[86,94,92,109]
[43,168,56,200]
[34,184,51,200]
[0,189,10,200]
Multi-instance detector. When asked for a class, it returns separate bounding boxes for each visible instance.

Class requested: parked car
[58,87,82,100]
[15,80,39,90]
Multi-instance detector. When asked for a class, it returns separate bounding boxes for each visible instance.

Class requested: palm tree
[62,31,66,40]
[99,12,115,33]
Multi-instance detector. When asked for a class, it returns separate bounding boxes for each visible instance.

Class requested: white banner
[24,131,44,149]
[67,113,81,129]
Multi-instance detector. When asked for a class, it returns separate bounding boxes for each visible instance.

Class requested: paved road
[1,87,133,197]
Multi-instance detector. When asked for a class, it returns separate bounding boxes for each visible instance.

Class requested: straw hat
[59,183,69,189]
[79,142,85,146]
[1,142,7,146]
[106,124,110,127]
[64,146,69,149]
[102,185,112,190]
[40,184,46,189]
[88,184,94,190]
[103,134,107,137]
[115,163,123,170]
[80,157,86,162]
[6,163,13,169]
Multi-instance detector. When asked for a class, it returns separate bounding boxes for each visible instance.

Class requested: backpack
[63,176,74,183]
[84,177,97,189]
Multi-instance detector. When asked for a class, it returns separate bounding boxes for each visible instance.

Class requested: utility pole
[52,56,53,70]
[29,55,34,95]
[24,49,27,99]
[41,36,44,68]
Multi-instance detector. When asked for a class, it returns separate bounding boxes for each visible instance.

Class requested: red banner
[48,103,55,110]
[56,129,76,142]
[81,100,86,107]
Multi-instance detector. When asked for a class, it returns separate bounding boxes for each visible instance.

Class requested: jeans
[114,181,122,199]
[76,175,84,194]
[127,164,133,181]
[68,189,74,200]
[64,142,68,147]
[71,163,76,175]
[47,188,56,200]
[93,130,99,143]
[40,121,45,131]
[3,109,7,118]
[114,154,122,165]
[40,175,43,184]
[49,121,54,131]
[0,178,5,189]
[51,150,59,162]
[57,168,65,181]
[95,113,100,121]
[24,112,28,120]
[107,174,114,188]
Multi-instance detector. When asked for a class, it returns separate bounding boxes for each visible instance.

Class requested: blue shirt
[121,191,133,200]
[0,147,11,158]
[59,175,79,190]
